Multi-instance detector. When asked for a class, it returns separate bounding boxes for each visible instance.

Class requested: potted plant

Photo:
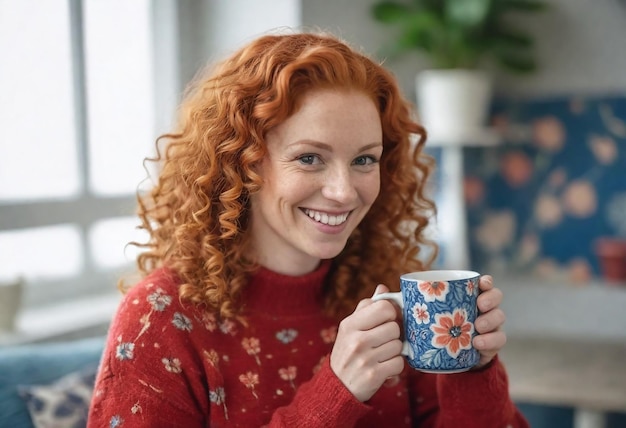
[371,0,547,143]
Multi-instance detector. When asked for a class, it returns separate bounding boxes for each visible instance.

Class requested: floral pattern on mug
[411,302,430,324]
[417,280,449,302]
[429,308,474,358]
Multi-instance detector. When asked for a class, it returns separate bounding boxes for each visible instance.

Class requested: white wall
[301,0,626,100]
[200,0,300,58]
[176,0,626,99]
[177,0,300,86]
[495,0,626,97]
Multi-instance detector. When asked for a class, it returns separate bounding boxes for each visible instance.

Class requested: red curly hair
[125,31,437,321]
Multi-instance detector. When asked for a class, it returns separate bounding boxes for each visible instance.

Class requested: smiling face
[249,88,383,275]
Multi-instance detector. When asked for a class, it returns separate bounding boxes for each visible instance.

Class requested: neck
[248,244,322,276]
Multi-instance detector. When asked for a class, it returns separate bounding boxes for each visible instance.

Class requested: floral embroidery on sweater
[172,312,193,331]
[115,340,134,361]
[278,366,297,389]
[239,372,260,399]
[242,337,262,365]
[209,386,229,419]
[89,266,526,428]
[275,328,298,343]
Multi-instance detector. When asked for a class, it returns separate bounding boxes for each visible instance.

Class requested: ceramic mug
[372,270,481,373]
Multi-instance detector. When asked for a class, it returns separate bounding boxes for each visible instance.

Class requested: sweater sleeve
[263,357,370,427]
[410,356,530,428]
[87,342,205,428]
[87,277,208,428]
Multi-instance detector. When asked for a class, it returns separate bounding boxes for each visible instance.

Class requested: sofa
[1,335,624,428]
[0,336,104,428]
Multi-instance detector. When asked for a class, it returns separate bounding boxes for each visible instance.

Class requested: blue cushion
[0,336,104,428]
[18,364,98,428]
[516,402,573,428]
[517,402,626,428]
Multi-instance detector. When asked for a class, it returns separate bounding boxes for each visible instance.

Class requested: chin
[312,244,348,260]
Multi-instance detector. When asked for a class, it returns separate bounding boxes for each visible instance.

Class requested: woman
[88,31,527,427]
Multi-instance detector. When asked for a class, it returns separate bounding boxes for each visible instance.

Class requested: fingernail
[373,284,383,295]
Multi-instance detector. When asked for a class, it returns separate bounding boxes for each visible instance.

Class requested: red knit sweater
[88,262,528,427]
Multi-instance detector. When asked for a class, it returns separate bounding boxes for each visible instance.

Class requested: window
[0,0,176,308]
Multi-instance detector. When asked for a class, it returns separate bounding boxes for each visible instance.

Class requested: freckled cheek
[359,173,381,205]
[275,181,312,212]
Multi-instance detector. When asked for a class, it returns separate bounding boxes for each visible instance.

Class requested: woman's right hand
[329,284,405,402]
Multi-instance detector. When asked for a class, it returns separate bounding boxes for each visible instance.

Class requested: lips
[302,208,350,226]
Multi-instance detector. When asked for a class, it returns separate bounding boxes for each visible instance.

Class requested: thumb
[373,284,390,296]
[355,284,391,312]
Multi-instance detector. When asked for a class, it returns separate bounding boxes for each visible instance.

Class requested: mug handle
[372,292,415,359]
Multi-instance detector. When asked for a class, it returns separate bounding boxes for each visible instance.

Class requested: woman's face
[249,87,383,275]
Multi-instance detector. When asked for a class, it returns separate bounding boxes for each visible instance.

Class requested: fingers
[474,307,506,334]
[474,329,507,351]
[473,329,507,367]
[371,337,404,363]
[350,285,398,331]
[354,284,390,312]
[374,284,390,295]
[337,317,401,355]
[331,284,404,402]
[376,354,405,377]
[474,275,508,367]
[477,285,502,313]
[347,300,397,331]
[478,275,494,291]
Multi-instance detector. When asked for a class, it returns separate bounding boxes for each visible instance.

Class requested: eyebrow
[292,140,383,152]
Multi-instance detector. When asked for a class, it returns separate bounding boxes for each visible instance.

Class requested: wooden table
[500,337,626,428]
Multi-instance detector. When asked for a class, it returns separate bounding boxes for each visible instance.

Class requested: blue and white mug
[372,270,481,373]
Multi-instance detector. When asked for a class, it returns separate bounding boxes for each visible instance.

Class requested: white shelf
[426,127,501,147]
[0,292,120,346]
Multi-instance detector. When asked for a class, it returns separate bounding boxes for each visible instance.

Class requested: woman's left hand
[473,275,507,368]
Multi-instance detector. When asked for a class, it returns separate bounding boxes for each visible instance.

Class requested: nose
[321,167,358,204]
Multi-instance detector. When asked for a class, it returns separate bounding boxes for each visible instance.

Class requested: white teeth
[304,209,349,226]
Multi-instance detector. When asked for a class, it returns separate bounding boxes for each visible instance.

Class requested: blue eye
[298,154,320,165]
[353,155,378,166]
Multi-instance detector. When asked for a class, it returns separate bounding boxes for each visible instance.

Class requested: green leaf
[498,0,548,12]
[371,1,412,23]
[399,14,444,51]
[370,0,546,74]
[491,28,533,48]
[446,0,491,27]
[403,10,443,33]
[494,51,537,73]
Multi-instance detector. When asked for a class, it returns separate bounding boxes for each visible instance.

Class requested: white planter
[0,278,23,332]
[416,69,492,144]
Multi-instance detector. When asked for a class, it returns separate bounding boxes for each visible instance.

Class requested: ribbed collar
[243,260,332,317]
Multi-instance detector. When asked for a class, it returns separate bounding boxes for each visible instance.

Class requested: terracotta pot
[594,238,626,284]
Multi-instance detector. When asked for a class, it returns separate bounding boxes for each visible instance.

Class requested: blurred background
[1,1,625,427]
